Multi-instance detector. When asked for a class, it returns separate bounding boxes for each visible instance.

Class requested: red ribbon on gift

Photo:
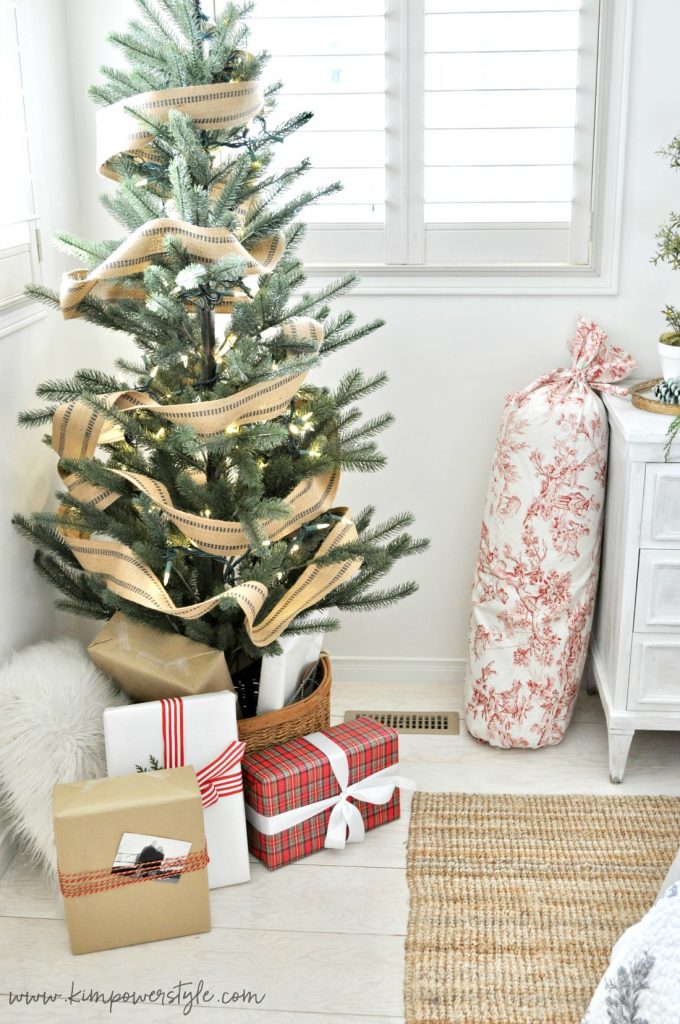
[161,697,245,808]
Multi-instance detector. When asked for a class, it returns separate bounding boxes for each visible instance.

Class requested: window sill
[0,300,47,340]
[302,261,617,297]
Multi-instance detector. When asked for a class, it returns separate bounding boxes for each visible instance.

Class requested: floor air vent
[343,710,460,735]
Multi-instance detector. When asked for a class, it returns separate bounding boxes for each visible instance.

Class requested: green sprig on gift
[135,754,162,773]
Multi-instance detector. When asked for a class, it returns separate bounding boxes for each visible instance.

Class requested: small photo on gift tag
[111,833,191,884]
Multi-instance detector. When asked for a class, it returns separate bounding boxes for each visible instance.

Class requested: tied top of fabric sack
[515,317,637,404]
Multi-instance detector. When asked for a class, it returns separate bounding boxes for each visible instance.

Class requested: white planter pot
[659,335,680,381]
[256,609,325,714]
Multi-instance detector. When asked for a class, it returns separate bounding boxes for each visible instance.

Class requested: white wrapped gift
[257,610,325,714]
[104,691,249,890]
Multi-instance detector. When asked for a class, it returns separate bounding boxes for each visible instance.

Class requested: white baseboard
[330,655,466,686]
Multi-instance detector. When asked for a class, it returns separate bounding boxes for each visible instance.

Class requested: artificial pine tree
[14,0,427,693]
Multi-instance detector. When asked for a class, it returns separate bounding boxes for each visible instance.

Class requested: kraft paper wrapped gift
[243,718,415,870]
[104,690,250,890]
[88,612,236,703]
[53,766,210,955]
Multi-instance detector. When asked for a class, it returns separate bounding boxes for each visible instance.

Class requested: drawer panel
[634,550,680,631]
[628,634,680,711]
[642,464,680,547]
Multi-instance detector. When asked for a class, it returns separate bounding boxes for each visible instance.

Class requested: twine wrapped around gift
[58,847,209,899]
[50,72,363,641]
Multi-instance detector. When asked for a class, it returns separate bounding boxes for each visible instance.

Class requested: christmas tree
[14,0,427,685]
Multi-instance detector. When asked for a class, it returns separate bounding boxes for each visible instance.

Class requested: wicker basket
[237,653,332,754]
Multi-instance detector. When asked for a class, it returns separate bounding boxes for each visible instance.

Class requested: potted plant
[658,332,680,381]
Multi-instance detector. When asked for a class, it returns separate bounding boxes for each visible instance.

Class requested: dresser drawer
[628,634,680,711]
[634,550,680,631]
[642,464,680,547]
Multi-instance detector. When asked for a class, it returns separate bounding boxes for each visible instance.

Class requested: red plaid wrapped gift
[243,717,415,870]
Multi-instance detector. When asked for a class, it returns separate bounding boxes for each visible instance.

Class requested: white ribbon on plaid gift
[244,731,415,850]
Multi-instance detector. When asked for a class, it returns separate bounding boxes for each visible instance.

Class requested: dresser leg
[608,730,634,784]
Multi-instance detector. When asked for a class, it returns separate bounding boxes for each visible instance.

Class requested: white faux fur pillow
[0,638,129,877]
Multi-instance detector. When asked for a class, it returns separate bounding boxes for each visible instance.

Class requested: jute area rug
[405,792,680,1024]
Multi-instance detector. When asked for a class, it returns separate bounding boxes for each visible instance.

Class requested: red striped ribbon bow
[161,697,245,808]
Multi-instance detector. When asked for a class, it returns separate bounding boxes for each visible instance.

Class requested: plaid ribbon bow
[161,697,245,808]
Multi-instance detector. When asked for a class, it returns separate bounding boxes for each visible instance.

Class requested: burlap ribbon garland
[62,79,274,319]
[63,509,360,639]
[65,467,341,556]
[96,80,265,181]
[60,220,286,320]
[50,77,363,640]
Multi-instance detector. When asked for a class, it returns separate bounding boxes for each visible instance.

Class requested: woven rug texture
[405,792,680,1024]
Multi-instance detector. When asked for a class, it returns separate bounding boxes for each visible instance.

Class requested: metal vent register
[343,710,459,735]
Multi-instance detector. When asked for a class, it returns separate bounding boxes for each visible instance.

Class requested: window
[243,0,628,281]
[246,0,387,264]
[0,0,41,314]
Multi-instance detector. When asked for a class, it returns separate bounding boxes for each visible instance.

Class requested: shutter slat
[249,9,387,228]
[425,50,578,89]
[424,3,588,228]
[425,11,580,51]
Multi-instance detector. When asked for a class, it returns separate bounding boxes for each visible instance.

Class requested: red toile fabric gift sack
[242,718,414,870]
[465,318,636,749]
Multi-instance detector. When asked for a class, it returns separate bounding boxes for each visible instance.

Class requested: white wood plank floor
[2,676,680,1023]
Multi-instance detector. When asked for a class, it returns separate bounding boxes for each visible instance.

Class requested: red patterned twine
[58,847,209,899]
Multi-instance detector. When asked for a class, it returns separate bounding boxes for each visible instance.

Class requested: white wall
[13,0,679,670]
[0,0,93,657]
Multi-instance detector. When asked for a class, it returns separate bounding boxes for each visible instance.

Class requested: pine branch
[333,581,419,611]
[19,407,56,429]
[334,370,388,407]
[25,283,61,309]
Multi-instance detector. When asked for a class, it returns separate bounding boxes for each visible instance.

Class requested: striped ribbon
[161,697,246,808]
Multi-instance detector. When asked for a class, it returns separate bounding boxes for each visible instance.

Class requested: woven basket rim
[237,652,331,740]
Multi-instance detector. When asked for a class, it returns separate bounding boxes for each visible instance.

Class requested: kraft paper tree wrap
[14,0,428,682]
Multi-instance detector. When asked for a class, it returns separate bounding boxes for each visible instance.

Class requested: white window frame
[295,0,633,295]
[0,0,45,338]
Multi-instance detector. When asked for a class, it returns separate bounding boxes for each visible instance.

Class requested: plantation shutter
[422,0,600,265]
[219,0,603,270]
[244,0,388,264]
[0,0,41,309]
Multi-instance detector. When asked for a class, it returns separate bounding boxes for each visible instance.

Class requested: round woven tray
[237,652,332,754]
[631,378,680,416]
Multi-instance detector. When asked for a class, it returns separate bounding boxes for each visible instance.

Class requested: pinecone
[654,378,680,404]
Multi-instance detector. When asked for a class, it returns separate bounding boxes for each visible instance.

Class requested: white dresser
[591,391,680,782]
